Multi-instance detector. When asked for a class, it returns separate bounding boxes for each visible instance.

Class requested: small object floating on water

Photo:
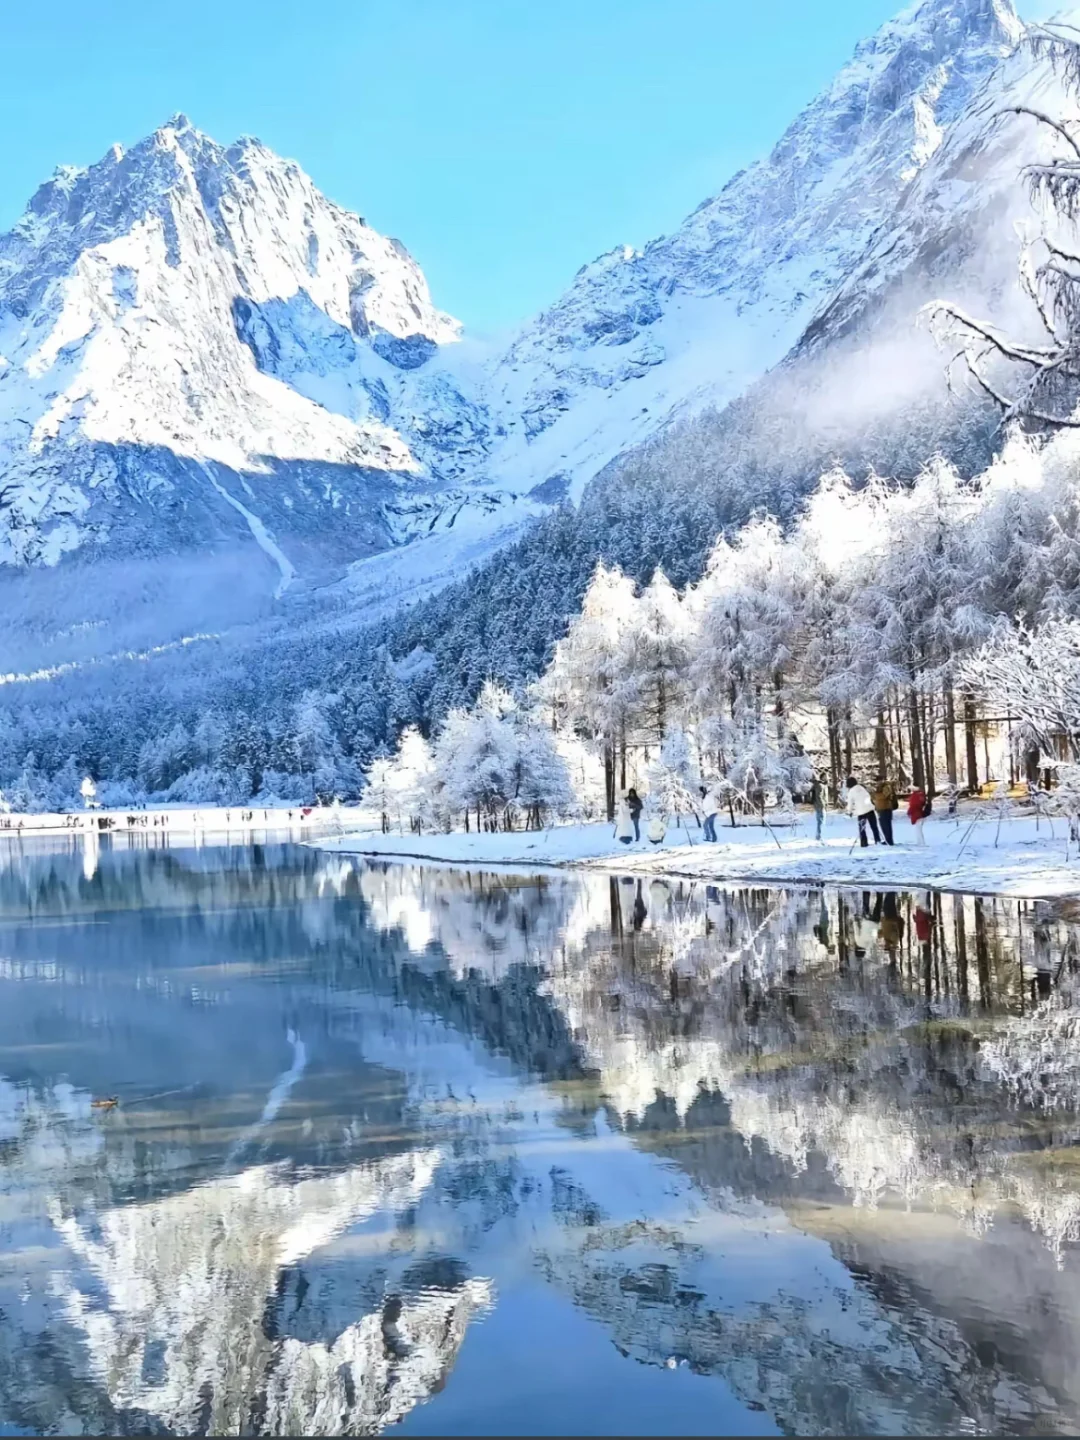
[91,1097,118,1110]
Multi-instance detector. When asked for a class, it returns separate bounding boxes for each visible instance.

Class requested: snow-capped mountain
[483,0,1023,498]
[0,115,494,581]
[0,0,1033,642]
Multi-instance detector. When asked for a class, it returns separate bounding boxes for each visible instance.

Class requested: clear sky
[0,0,1035,335]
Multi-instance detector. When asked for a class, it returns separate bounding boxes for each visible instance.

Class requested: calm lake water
[1,836,1079,1436]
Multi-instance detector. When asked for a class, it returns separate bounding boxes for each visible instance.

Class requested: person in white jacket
[614,795,635,844]
[845,776,881,847]
[700,784,721,841]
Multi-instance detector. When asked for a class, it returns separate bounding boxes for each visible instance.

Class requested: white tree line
[366,430,1080,836]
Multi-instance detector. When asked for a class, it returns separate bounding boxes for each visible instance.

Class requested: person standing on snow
[700,784,721,842]
[846,777,880,847]
[614,794,635,845]
[907,785,929,846]
[626,787,644,842]
[871,776,898,846]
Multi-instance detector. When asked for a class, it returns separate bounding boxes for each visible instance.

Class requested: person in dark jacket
[626,787,644,842]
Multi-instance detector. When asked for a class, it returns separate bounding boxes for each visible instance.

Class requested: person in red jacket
[907,786,928,846]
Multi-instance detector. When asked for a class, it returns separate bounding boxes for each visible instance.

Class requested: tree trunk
[836,897,849,972]
[953,895,968,1001]
[608,876,622,939]
[921,692,935,798]
[944,684,957,787]
[963,694,979,793]
[826,706,842,802]
[774,672,785,746]
[973,897,991,1010]
[907,685,926,792]
[604,740,615,822]
[843,708,853,781]
[619,726,627,792]
[874,710,887,777]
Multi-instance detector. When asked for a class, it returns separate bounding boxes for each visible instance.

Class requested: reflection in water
[1,840,1079,1434]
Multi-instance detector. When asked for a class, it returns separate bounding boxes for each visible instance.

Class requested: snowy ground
[316,807,1080,899]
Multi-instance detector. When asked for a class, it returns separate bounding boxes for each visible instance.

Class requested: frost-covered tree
[362,753,396,833]
[542,563,641,819]
[687,516,818,802]
[513,718,575,829]
[47,757,82,812]
[431,683,572,831]
[821,462,991,792]
[723,716,812,826]
[626,568,690,744]
[387,726,436,832]
[552,730,606,821]
[138,722,193,794]
[962,616,1080,762]
[433,686,520,830]
[645,728,702,825]
[929,25,1080,430]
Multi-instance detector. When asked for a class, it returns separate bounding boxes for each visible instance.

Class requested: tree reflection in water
[0,840,1078,1435]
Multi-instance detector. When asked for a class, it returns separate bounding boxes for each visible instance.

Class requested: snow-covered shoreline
[315,809,1080,899]
[0,804,345,839]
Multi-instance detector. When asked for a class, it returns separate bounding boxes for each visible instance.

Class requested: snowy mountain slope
[637,16,1079,514]
[478,0,1024,503]
[799,26,1072,358]
[307,0,1035,629]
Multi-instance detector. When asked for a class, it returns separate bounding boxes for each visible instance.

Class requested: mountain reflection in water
[0,839,1078,1435]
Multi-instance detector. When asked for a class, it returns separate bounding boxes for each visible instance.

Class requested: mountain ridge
[0,0,1024,607]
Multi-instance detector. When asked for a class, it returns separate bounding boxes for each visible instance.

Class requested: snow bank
[316,807,1080,899]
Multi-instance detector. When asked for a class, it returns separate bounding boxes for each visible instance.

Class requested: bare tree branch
[1000,104,1080,159]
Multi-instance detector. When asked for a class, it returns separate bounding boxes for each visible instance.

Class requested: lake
[0,835,1078,1436]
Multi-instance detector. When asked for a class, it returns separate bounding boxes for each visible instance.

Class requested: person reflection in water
[1033,917,1054,998]
[812,894,833,954]
[874,892,904,966]
[632,880,647,932]
[915,898,932,947]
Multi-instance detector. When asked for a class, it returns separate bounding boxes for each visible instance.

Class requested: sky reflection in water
[0,837,1077,1436]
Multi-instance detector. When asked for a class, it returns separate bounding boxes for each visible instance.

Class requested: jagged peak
[840,0,1023,84]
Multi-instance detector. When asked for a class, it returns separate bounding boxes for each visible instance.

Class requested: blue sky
[0,0,1032,334]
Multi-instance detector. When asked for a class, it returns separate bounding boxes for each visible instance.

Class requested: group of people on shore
[611,773,933,848]
[843,776,931,847]
[613,781,731,846]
